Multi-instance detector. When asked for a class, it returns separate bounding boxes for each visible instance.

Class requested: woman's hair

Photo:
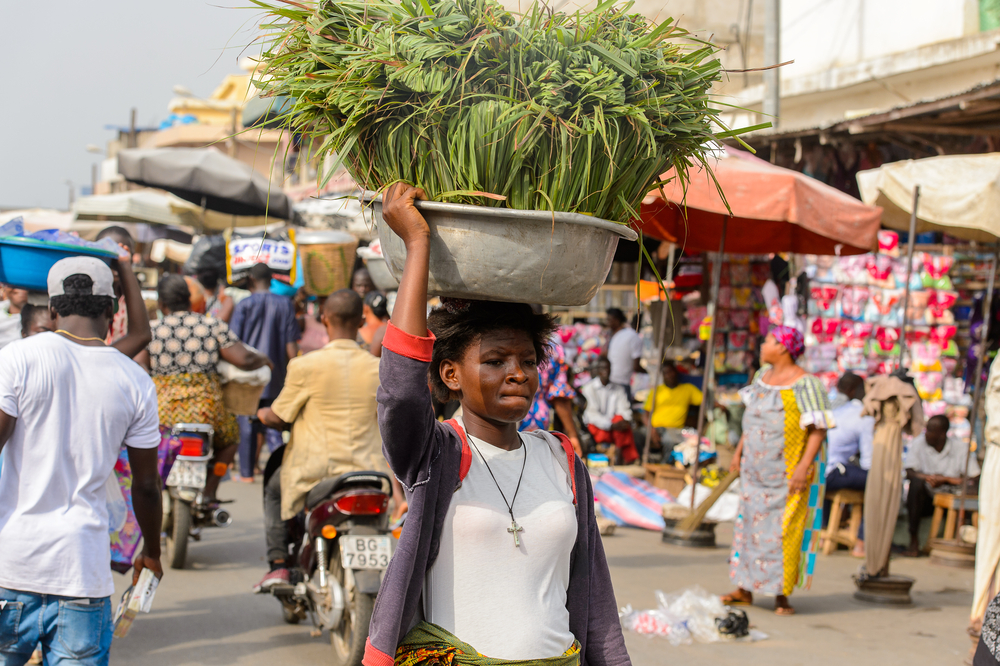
[158,274,192,312]
[49,275,115,319]
[20,304,50,337]
[364,290,389,320]
[426,299,557,403]
[197,268,220,291]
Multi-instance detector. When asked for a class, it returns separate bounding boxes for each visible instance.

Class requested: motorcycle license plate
[166,459,207,489]
[340,535,391,570]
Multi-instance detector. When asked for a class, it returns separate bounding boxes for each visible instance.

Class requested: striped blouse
[748,365,836,430]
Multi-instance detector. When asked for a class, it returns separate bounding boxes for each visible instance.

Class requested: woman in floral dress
[722,326,833,615]
[141,275,270,501]
[518,333,583,456]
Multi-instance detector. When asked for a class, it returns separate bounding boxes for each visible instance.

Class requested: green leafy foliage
[253,0,742,224]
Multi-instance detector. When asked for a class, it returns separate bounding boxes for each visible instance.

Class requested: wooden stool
[822,489,865,555]
[928,492,979,543]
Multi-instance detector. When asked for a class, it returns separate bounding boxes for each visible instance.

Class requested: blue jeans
[237,398,284,479]
[824,464,869,538]
[0,588,112,666]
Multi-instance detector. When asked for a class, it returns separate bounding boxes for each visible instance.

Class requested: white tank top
[423,430,578,658]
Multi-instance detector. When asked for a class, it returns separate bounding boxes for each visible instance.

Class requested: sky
[0,0,262,210]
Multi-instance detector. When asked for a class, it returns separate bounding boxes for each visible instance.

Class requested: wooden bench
[822,489,865,555]
[929,492,979,543]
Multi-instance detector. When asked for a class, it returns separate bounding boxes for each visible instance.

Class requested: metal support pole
[958,251,997,532]
[643,244,676,466]
[897,186,920,370]
[693,219,728,510]
[763,0,781,127]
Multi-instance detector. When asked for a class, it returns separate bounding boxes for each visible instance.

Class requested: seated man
[824,371,875,557]
[904,414,981,556]
[581,356,638,464]
[253,289,402,592]
[643,361,703,453]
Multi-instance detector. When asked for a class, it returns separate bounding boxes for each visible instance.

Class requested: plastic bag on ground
[619,604,691,645]
[621,585,769,644]
[658,586,727,643]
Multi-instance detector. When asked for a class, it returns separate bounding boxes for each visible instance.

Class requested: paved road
[112,479,977,665]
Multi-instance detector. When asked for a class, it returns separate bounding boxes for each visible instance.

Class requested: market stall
[858,154,1000,571]
[636,147,883,479]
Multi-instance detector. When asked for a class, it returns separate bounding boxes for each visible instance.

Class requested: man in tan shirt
[253,289,398,591]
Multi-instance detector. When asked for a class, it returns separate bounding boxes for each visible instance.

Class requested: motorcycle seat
[305,471,390,510]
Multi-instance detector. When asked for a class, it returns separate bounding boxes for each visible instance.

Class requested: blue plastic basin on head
[0,237,118,292]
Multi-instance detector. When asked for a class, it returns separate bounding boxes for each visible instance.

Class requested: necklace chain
[55,329,105,343]
[467,434,528,529]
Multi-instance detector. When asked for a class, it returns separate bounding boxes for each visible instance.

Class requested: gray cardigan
[363,324,630,666]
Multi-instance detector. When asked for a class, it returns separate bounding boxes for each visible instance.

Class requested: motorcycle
[162,423,233,570]
[270,470,393,666]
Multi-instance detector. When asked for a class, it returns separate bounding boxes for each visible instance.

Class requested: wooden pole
[692,218,728,510]
[957,251,997,532]
[643,243,676,466]
[896,186,920,370]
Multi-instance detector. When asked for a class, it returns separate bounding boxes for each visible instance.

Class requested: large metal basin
[363,194,637,306]
[357,246,399,291]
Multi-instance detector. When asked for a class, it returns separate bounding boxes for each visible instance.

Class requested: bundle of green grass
[254,0,748,224]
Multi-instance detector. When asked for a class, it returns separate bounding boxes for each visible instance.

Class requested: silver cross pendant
[507,519,524,547]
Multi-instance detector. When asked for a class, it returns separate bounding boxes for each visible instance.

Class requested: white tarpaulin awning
[74,189,273,233]
[857,154,1000,242]
[74,190,199,228]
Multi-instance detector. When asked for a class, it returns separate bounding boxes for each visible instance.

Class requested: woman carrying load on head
[365,184,630,666]
[722,325,833,617]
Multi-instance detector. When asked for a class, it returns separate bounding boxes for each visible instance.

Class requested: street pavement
[112,478,977,665]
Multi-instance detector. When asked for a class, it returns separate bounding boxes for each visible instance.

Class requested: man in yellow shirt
[643,361,703,454]
[253,289,401,592]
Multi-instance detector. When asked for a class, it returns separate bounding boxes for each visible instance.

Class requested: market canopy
[637,147,882,255]
[857,153,1000,242]
[74,190,197,228]
[74,188,273,234]
[117,147,294,220]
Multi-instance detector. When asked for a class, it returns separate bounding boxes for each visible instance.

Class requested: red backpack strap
[444,419,472,483]
[551,432,579,505]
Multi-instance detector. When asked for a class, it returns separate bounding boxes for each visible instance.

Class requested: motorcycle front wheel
[329,552,374,666]
[166,498,191,570]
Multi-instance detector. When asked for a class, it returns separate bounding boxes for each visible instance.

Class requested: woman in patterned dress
[721,325,833,616]
[141,275,270,501]
[518,333,583,457]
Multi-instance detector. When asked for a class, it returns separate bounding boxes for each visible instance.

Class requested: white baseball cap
[47,257,115,298]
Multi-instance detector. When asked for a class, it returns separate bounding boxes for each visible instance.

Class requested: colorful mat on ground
[594,470,674,531]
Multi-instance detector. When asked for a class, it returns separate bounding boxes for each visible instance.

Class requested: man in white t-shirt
[605,307,644,396]
[0,257,162,666]
[903,414,980,556]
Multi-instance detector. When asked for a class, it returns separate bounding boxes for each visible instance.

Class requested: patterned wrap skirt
[153,371,240,451]
[395,622,581,666]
